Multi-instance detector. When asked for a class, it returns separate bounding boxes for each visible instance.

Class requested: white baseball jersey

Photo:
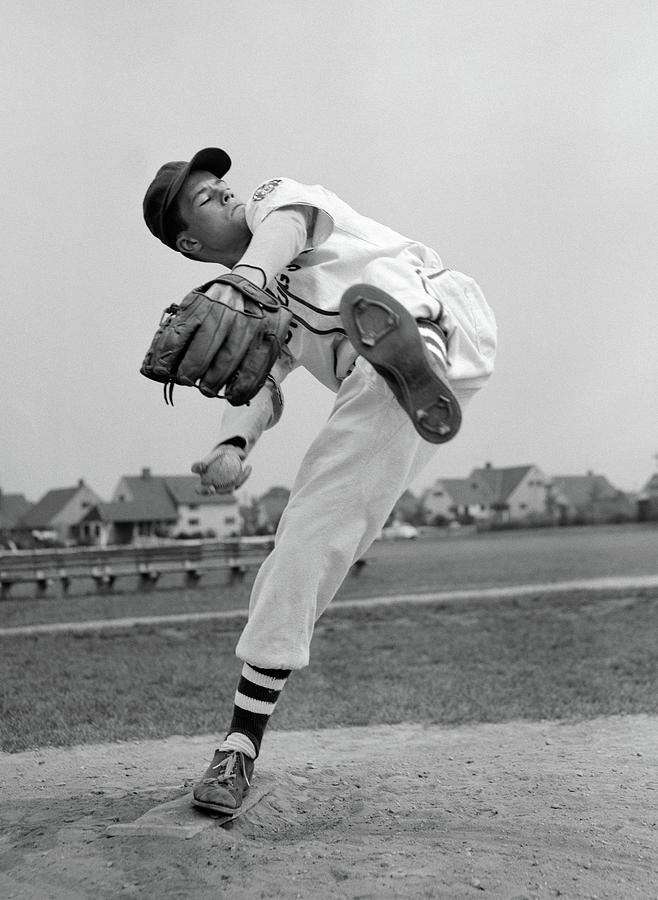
[216,177,497,451]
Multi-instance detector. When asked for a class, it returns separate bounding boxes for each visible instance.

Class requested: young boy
[143,147,497,814]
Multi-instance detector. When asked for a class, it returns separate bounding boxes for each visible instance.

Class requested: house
[162,475,240,538]
[78,500,177,546]
[423,477,490,525]
[83,468,241,545]
[423,463,551,525]
[470,463,551,523]
[551,472,634,524]
[16,480,103,545]
[0,491,32,547]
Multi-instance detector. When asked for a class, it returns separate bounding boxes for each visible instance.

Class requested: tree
[386,489,425,526]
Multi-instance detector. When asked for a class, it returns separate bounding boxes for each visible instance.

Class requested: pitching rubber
[340,284,462,444]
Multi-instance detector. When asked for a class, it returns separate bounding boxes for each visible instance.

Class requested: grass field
[2,522,657,753]
[2,586,657,752]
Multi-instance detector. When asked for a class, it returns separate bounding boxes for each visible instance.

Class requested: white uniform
[214,178,497,669]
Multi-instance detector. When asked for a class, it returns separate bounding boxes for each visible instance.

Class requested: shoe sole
[340,284,462,443]
[191,796,242,815]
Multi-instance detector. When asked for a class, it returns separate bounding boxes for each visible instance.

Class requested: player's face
[175,169,251,264]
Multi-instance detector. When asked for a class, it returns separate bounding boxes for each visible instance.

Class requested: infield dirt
[2,715,656,899]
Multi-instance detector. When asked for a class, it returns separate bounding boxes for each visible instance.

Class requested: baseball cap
[143,147,232,249]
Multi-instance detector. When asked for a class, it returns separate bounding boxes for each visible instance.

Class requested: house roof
[437,478,487,506]
[162,476,235,506]
[117,476,178,518]
[82,501,177,524]
[552,474,620,505]
[18,487,80,528]
[260,486,291,500]
[110,472,236,524]
[471,465,535,503]
[0,493,31,527]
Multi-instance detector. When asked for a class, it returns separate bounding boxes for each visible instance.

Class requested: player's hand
[202,280,244,311]
[191,444,252,494]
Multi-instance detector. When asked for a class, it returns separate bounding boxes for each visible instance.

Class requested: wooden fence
[0,539,274,599]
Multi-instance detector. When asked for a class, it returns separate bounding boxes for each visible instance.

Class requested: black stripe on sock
[236,676,282,705]
[229,710,270,756]
[249,665,293,678]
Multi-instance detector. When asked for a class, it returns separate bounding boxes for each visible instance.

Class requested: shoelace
[204,751,250,786]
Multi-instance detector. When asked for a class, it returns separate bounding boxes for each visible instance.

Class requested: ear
[176,232,202,255]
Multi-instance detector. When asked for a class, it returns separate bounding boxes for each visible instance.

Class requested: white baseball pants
[236,367,477,669]
[235,266,496,669]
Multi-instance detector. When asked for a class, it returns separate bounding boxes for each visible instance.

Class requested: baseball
[206,447,243,490]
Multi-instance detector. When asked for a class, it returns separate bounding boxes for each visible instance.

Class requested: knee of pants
[359,259,441,320]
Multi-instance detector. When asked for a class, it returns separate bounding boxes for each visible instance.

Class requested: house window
[188,503,198,511]
[519,503,527,510]
[433,491,444,497]
[188,517,200,527]
[224,516,236,525]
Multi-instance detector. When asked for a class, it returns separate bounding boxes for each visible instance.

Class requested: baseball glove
[140,273,292,406]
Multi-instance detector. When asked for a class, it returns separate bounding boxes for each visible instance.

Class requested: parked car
[380,521,419,540]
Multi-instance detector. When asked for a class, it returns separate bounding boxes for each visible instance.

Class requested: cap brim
[163,147,232,215]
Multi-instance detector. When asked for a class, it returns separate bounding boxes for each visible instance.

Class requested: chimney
[78,478,85,487]
[485,461,492,469]
[141,467,151,479]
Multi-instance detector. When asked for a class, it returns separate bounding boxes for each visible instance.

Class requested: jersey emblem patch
[252,179,282,201]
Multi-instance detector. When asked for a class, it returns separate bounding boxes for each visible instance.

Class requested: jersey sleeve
[245,177,334,250]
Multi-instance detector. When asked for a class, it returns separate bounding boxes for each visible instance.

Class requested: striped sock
[418,321,449,370]
[223,663,291,758]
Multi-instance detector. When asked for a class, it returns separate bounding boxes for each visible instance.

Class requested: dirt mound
[1,717,656,898]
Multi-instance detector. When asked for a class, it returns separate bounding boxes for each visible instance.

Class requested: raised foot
[340,283,462,444]
[415,396,455,437]
[352,297,400,347]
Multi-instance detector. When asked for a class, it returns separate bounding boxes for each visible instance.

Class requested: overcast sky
[2,0,657,505]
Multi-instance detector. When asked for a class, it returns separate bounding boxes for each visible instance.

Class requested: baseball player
[142,147,497,814]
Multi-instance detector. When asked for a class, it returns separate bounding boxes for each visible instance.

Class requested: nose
[221,188,234,204]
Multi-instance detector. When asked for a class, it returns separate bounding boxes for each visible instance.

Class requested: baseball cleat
[192,748,254,814]
[340,284,462,443]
